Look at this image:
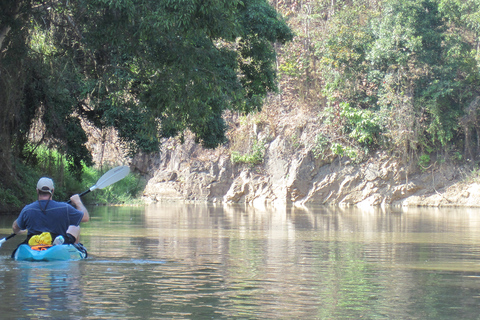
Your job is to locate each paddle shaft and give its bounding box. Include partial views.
[67,189,91,203]
[0,233,17,246]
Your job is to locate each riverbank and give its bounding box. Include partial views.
[110,90,475,208]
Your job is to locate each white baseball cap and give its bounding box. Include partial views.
[36,177,54,194]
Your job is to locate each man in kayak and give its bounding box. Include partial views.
[11,177,90,246]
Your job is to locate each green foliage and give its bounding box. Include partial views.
[279,50,305,78]
[290,133,301,150]
[317,4,375,108]
[76,0,293,149]
[317,0,480,156]
[231,138,266,166]
[0,162,39,212]
[466,165,480,184]
[368,0,444,67]
[0,188,23,208]
[312,133,330,159]
[80,166,145,205]
[330,143,358,160]
[418,154,431,171]
[7,144,142,208]
[0,0,293,184]
[340,103,381,148]
[453,151,463,162]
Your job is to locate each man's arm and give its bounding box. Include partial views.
[12,220,26,234]
[69,194,90,222]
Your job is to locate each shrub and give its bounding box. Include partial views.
[340,103,381,148]
[312,133,330,159]
[231,138,266,166]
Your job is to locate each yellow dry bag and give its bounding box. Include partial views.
[28,232,52,246]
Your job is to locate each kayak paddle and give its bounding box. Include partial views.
[68,165,131,202]
[0,165,131,248]
[0,233,17,247]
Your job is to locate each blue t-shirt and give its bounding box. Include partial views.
[16,200,84,237]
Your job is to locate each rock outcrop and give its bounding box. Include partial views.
[138,133,480,208]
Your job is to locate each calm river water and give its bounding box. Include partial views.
[1,204,480,319]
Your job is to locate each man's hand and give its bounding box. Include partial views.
[69,194,90,222]
[69,194,82,206]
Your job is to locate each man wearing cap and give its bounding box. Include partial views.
[11,177,90,245]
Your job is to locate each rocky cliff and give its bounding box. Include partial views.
[126,99,480,208]
[137,139,480,208]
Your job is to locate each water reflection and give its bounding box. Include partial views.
[138,204,480,319]
[1,204,480,319]
[4,260,85,320]
[141,204,480,269]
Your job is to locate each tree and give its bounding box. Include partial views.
[318,0,480,159]
[0,0,293,177]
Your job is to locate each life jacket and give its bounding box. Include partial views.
[30,245,53,251]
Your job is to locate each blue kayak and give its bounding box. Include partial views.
[13,244,87,261]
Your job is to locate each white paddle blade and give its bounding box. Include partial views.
[95,166,131,190]
[0,233,15,248]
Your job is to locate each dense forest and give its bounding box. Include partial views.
[0,0,293,207]
[2,0,480,209]
[279,0,480,167]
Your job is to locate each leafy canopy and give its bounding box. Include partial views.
[0,0,293,172]
[318,0,480,154]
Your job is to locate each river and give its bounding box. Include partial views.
[1,203,480,319]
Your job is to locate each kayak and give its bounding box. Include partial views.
[13,244,87,261]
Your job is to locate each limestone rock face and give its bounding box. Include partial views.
[138,133,480,208]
